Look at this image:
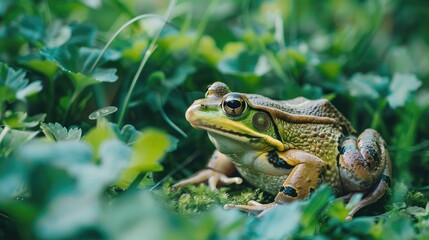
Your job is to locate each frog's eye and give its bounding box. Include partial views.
[222,94,247,117]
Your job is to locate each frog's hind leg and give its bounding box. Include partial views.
[345,158,391,220]
[338,129,391,220]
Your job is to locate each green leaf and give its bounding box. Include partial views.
[89,67,118,83]
[0,62,43,104]
[387,73,422,108]
[65,71,99,91]
[23,140,130,239]
[217,51,270,83]
[42,45,120,74]
[0,0,13,17]
[116,128,172,189]
[18,54,58,79]
[160,64,196,89]
[41,45,119,91]
[387,47,416,74]
[300,185,333,235]
[325,199,349,221]
[252,202,302,239]
[210,207,246,239]
[36,191,101,239]
[67,23,97,47]
[16,81,42,101]
[41,122,82,141]
[3,112,45,128]
[378,216,416,239]
[130,129,171,171]
[82,119,117,161]
[100,191,172,240]
[16,141,93,166]
[146,64,196,104]
[347,73,389,99]
[118,124,140,144]
[44,21,72,48]
[317,60,342,80]
[0,128,39,157]
[16,15,45,43]
[285,48,308,65]
[343,217,376,235]
[0,168,27,201]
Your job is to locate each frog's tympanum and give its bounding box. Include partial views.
[174,82,391,220]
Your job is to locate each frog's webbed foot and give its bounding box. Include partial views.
[224,201,278,217]
[172,169,243,191]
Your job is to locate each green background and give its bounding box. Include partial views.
[0,0,428,239]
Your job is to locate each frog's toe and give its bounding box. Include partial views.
[224,202,277,215]
[220,175,243,185]
[208,173,242,191]
[173,169,242,191]
[172,170,214,190]
[247,200,263,206]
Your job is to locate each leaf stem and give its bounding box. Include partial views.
[156,93,187,138]
[0,126,10,145]
[63,89,81,123]
[370,98,387,134]
[0,102,3,120]
[88,14,165,75]
[117,45,157,127]
[127,172,147,191]
[189,0,218,61]
[149,150,201,191]
[117,0,177,127]
[242,0,290,83]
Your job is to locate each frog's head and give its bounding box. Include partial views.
[186,82,285,154]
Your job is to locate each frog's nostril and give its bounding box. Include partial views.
[200,104,208,109]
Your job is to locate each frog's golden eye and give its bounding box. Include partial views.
[222,94,247,117]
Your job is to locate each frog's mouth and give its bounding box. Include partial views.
[192,121,260,140]
[186,104,285,151]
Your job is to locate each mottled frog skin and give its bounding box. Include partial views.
[174,82,392,220]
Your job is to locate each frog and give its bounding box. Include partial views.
[173,82,391,220]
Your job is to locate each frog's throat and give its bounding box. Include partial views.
[191,119,285,152]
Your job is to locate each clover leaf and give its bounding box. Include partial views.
[3,111,45,129]
[387,73,422,108]
[347,73,389,99]
[217,51,271,83]
[0,62,42,105]
[41,45,120,91]
[41,122,82,141]
[18,54,59,79]
[116,128,174,189]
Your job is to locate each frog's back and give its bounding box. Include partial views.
[246,94,355,135]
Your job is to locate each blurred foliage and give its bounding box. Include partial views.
[0,0,428,239]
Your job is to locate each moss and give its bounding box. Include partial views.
[153,180,268,216]
[406,191,428,208]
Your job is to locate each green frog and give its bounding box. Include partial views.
[173,82,391,220]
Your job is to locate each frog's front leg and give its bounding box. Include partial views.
[172,150,243,191]
[338,129,391,220]
[224,150,325,215]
